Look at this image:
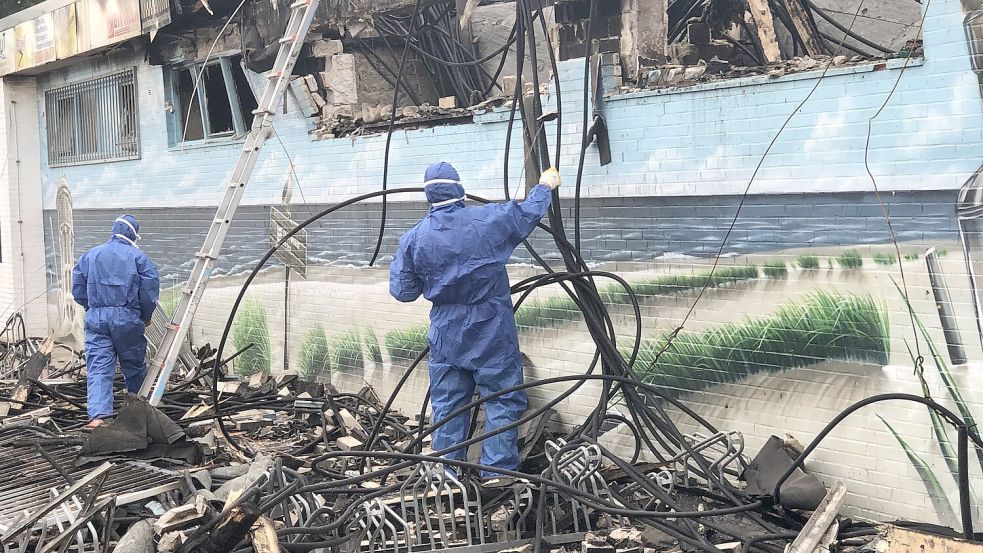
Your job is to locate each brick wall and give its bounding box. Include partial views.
[22,0,983,527]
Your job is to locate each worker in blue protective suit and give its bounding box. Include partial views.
[72,215,160,430]
[389,162,561,483]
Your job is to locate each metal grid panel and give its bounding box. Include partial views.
[0,441,181,533]
[45,69,140,167]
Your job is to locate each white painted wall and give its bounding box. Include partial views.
[0,77,48,337]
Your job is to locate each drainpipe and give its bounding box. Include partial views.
[925,248,967,365]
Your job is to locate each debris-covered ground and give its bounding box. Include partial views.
[2,328,974,553]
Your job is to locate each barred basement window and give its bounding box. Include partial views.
[45,69,139,167]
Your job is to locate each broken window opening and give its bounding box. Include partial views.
[203,64,234,137]
[176,69,204,141]
[167,54,258,145]
[231,61,259,130]
[45,69,140,167]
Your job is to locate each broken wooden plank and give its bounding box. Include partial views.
[10,337,54,406]
[198,503,261,553]
[0,407,52,429]
[337,435,363,451]
[744,0,782,63]
[885,525,983,553]
[787,481,847,553]
[251,516,281,553]
[458,0,479,29]
[784,0,826,56]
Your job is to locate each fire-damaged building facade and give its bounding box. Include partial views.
[0,0,980,533]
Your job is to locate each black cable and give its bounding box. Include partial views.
[368,0,426,268]
[351,37,424,105]
[573,0,598,253]
[808,1,894,54]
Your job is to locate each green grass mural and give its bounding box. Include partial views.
[364,327,383,366]
[331,330,365,374]
[157,287,181,318]
[231,299,272,377]
[873,253,897,266]
[886,281,983,525]
[384,265,761,363]
[762,261,787,278]
[299,326,331,382]
[630,291,889,395]
[385,325,429,364]
[837,250,863,269]
[797,255,820,269]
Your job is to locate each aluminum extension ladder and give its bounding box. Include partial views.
[138,0,321,404]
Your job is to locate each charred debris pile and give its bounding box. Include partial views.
[0,327,977,553]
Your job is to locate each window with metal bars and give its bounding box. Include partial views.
[44,69,140,167]
[165,54,258,145]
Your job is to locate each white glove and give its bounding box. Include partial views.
[539,167,561,190]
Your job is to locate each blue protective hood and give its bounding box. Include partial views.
[112,214,140,242]
[424,162,465,205]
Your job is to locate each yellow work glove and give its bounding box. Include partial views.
[539,167,561,190]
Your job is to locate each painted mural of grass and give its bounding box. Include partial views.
[514,266,760,329]
[873,253,897,266]
[384,266,761,362]
[879,415,958,526]
[385,325,429,364]
[837,250,863,269]
[595,265,759,308]
[299,327,331,382]
[762,261,787,278]
[515,295,582,329]
[797,255,820,269]
[904,253,920,262]
[331,330,365,374]
[631,291,890,395]
[893,279,983,474]
[158,287,181,318]
[364,328,383,366]
[889,279,981,526]
[231,299,272,377]
[903,339,962,484]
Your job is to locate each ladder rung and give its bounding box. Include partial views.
[289,0,309,9]
[266,71,284,79]
[252,108,274,116]
[278,36,296,45]
[195,251,216,260]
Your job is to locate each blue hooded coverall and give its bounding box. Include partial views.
[72,215,160,420]
[389,162,553,477]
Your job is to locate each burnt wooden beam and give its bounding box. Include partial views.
[745,0,782,63]
[784,0,826,56]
